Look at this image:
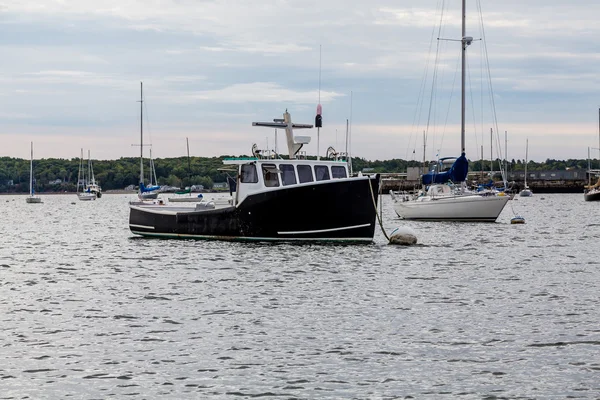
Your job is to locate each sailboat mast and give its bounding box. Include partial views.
[588,147,591,186]
[524,138,528,187]
[88,150,92,186]
[78,148,83,193]
[139,82,144,186]
[186,137,191,193]
[505,130,508,177]
[30,142,33,196]
[422,130,426,175]
[460,0,466,154]
[490,128,493,175]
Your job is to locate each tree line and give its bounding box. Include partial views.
[0,155,596,193]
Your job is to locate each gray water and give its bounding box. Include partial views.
[0,193,598,399]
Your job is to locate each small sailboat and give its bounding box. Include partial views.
[135,82,161,201]
[77,149,97,201]
[584,108,600,201]
[519,139,533,197]
[168,138,204,203]
[86,151,102,198]
[25,142,42,204]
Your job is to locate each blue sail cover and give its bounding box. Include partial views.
[140,182,160,193]
[422,153,469,185]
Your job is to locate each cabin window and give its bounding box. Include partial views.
[297,165,314,183]
[241,164,258,183]
[279,164,297,186]
[261,164,280,187]
[331,166,347,179]
[314,165,330,181]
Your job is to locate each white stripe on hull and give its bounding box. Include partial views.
[129,230,373,242]
[129,224,155,230]
[278,223,371,235]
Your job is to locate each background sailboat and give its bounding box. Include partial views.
[392,0,508,221]
[584,108,600,201]
[135,82,161,200]
[168,137,204,203]
[520,139,533,197]
[77,149,97,201]
[25,142,42,204]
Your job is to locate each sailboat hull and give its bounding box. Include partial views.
[78,193,97,201]
[129,176,379,242]
[394,194,509,222]
[519,189,532,197]
[26,197,42,204]
[139,191,159,200]
[167,196,204,203]
[584,188,600,201]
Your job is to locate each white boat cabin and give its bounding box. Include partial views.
[223,158,350,205]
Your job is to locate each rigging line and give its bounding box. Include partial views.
[318,44,321,104]
[479,2,485,159]
[405,0,445,161]
[424,0,447,161]
[478,0,501,161]
[466,51,480,155]
[432,0,453,158]
[439,46,461,158]
[143,88,154,153]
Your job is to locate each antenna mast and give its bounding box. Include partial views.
[139,82,144,185]
[316,45,323,160]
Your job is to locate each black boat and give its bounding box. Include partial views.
[584,187,600,201]
[129,111,380,242]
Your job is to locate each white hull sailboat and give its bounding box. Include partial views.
[519,138,533,197]
[396,187,510,222]
[584,108,600,201]
[26,142,42,204]
[134,82,161,202]
[168,138,205,203]
[393,0,508,221]
[77,149,97,201]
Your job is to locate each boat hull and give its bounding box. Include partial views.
[26,197,42,204]
[519,189,532,197]
[167,197,204,203]
[78,193,97,201]
[130,176,380,242]
[139,191,159,200]
[394,193,509,222]
[584,189,600,201]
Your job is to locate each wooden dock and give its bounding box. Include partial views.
[379,173,586,193]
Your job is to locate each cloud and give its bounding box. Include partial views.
[170,82,344,104]
[2,0,600,162]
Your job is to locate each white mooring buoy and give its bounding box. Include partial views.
[388,226,418,245]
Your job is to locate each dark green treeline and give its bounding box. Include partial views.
[0,155,594,193]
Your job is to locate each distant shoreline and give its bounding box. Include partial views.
[0,190,138,196]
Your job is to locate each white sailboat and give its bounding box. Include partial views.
[584,108,600,201]
[168,137,204,203]
[77,149,97,201]
[25,142,42,204]
[393,0,508,221]
[519,139,533,197]
[135,82,161,201]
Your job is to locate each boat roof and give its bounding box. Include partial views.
[222,157,348,166]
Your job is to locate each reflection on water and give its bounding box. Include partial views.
[0,193,599,398]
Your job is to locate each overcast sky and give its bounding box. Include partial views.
[2,0,600,162]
